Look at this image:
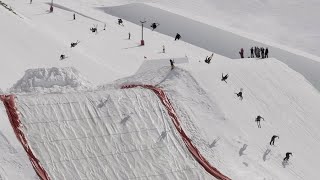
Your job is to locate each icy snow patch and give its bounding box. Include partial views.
[10,67,92,93]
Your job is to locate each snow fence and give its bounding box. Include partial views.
[1,85,230,180]
[0,95,50,180]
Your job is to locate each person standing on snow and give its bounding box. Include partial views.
[250,47,254,58]
[265,47,269,58]
[255,115,264,128]
[239,48,244,58]
[163,45,165,53]
[270,135,279,145]
[128,32,131,40]
[283,152,292,162]
[261,47,265,59]
[73,13,76,20]
[170,59,175,70]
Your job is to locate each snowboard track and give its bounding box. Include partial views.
[0,95,50,180]
[121,84,231,180]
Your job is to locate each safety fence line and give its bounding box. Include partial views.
[121,84,231,180]
[0,95,50,180]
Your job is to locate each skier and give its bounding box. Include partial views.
[204,56,209,63]
[239,48,244,58]
[265,48,269,58]
[235,89,243,100]
[269,135,279,145]
[170,59,175,70]
[162,45,165,53]
[60,54,66,60]
[174,33,181,41]
[73,13,75,20]
[250,47,254,58]
[90,25,98,33]
[118,19,123,26]
[255,115,265,128]
[221,73,229,83]
[206,53,214,63]
[151,23,159,31]
[283,152,292,162]
[70,40,80,48]
[128,32,131,40]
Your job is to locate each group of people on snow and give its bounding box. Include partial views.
[239,47,269,59]
[251,46,268,59]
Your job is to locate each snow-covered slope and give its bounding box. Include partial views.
[8,60,320,180]
[184,57,320,180]
[0,0,208,91]
[0,0,320,179]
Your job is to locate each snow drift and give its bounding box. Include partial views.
[10,67,92,93]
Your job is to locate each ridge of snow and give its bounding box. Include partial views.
[10,67,92,94]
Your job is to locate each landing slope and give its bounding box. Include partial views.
[9,73,225,179]
[186,57,320,180]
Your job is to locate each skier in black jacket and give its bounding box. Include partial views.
[283,152,292,162]
[270,135,279,145]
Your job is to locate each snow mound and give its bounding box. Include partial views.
[10,67,92,93]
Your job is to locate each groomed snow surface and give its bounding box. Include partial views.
[1,0,320,179]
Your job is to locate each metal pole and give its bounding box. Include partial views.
[142,23,144,40]
[140,20,146,46]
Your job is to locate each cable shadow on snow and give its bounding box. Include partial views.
[45,3,103,22]
[123,44,142,49]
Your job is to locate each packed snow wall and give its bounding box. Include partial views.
[1,88,217,180]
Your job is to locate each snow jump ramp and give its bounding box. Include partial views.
[0,76,230,179]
